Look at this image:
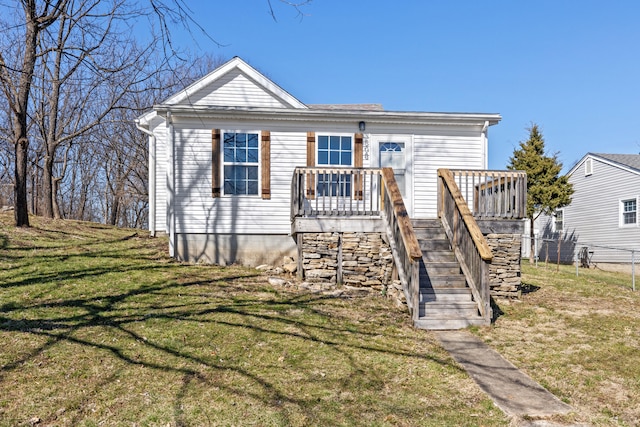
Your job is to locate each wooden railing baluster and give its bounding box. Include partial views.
[380,168,422,322]
[438,168,493,323]
[449,169,527,219]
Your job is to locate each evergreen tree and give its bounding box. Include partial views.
[508,124,574,262]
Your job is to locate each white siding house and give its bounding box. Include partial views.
[534,153,640,265]
[136,57,501,266]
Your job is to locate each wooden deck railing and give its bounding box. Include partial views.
[438,168,493,323]
[291,167,383,218]
[380,168,422,321]
[449,169,527,219]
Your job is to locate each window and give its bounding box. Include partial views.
[553,209,564,232]
[317,135,352,196]
[318,135,352,166]
[585,158,593,176]
[223,132,259,195]
[621,198,637,226]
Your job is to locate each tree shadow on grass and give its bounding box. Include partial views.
[1,269,466,425]
[0,218,471,425]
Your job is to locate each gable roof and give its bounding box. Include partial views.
[568,152,640,177]
[161,56,308,109]
[138,56,501,128]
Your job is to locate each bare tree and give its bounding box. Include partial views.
[30,0,169,219]
[0,0,68,226]
[0,0,311,227]
[0,100,14,208]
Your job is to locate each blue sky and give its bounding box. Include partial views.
[167,1,640,171]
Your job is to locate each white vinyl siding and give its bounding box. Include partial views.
[182,70,289,108]
[562,157,640,263]
[172,125,306,234]
[149,118,167,233]
[532,213,574,262]
[160,114,490,235]
[412,130,484,218]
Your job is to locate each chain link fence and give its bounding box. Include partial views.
[522,234,637,291]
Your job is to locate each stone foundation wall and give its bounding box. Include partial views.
[298,230,523,299]
[301,232,340,285]
[486,233,522,297]
[300,232,394,291]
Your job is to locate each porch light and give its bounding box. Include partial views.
[359,121,366,132]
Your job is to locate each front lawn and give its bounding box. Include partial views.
[476,262,640,426]
[0,214,505,426]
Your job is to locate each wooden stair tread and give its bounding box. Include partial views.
[412,218,489,330]
[414,317,489,330]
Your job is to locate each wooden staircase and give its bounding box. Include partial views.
[292,167,525,331]
[412,219,488,330]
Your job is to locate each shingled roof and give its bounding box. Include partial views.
[307,104,384,111]
[593,153,640,172]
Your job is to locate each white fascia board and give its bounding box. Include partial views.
[566,153,591,177]
[136,109,157,126]
[153,105,501,127]
[161,57,308,109]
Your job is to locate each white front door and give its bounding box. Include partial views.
[375,138,411,215]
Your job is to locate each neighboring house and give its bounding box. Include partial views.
[535,153,640,265]
[135,56,502,266]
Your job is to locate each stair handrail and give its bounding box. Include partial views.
[437,168,493,323]
[380,168,422,322]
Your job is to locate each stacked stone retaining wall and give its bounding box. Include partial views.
[486,233,522,297]
[299,229,523,300]
[301,232,394,292]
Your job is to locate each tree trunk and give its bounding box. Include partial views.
[108,192,120,226]
[42,154,55,218]
[14,138,30,227]
[528,217,535,264]
[8,7,40,227]
[52,177,62,219]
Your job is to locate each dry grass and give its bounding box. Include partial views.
[476,263,640,426]
[0,213,507,427]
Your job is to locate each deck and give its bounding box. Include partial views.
[291,167,527,329]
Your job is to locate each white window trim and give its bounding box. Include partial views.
[316,133,355,167]
[221,130,262,197]
[619,196,639,228]
[585,158,593,176]
[552,208,564,233]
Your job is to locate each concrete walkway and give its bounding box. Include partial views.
[435,330,573,419]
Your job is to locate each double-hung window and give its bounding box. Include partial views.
[317,135,352,196]
[553,209,564,232]
[621,198,638,226]
[223,132,259,195]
